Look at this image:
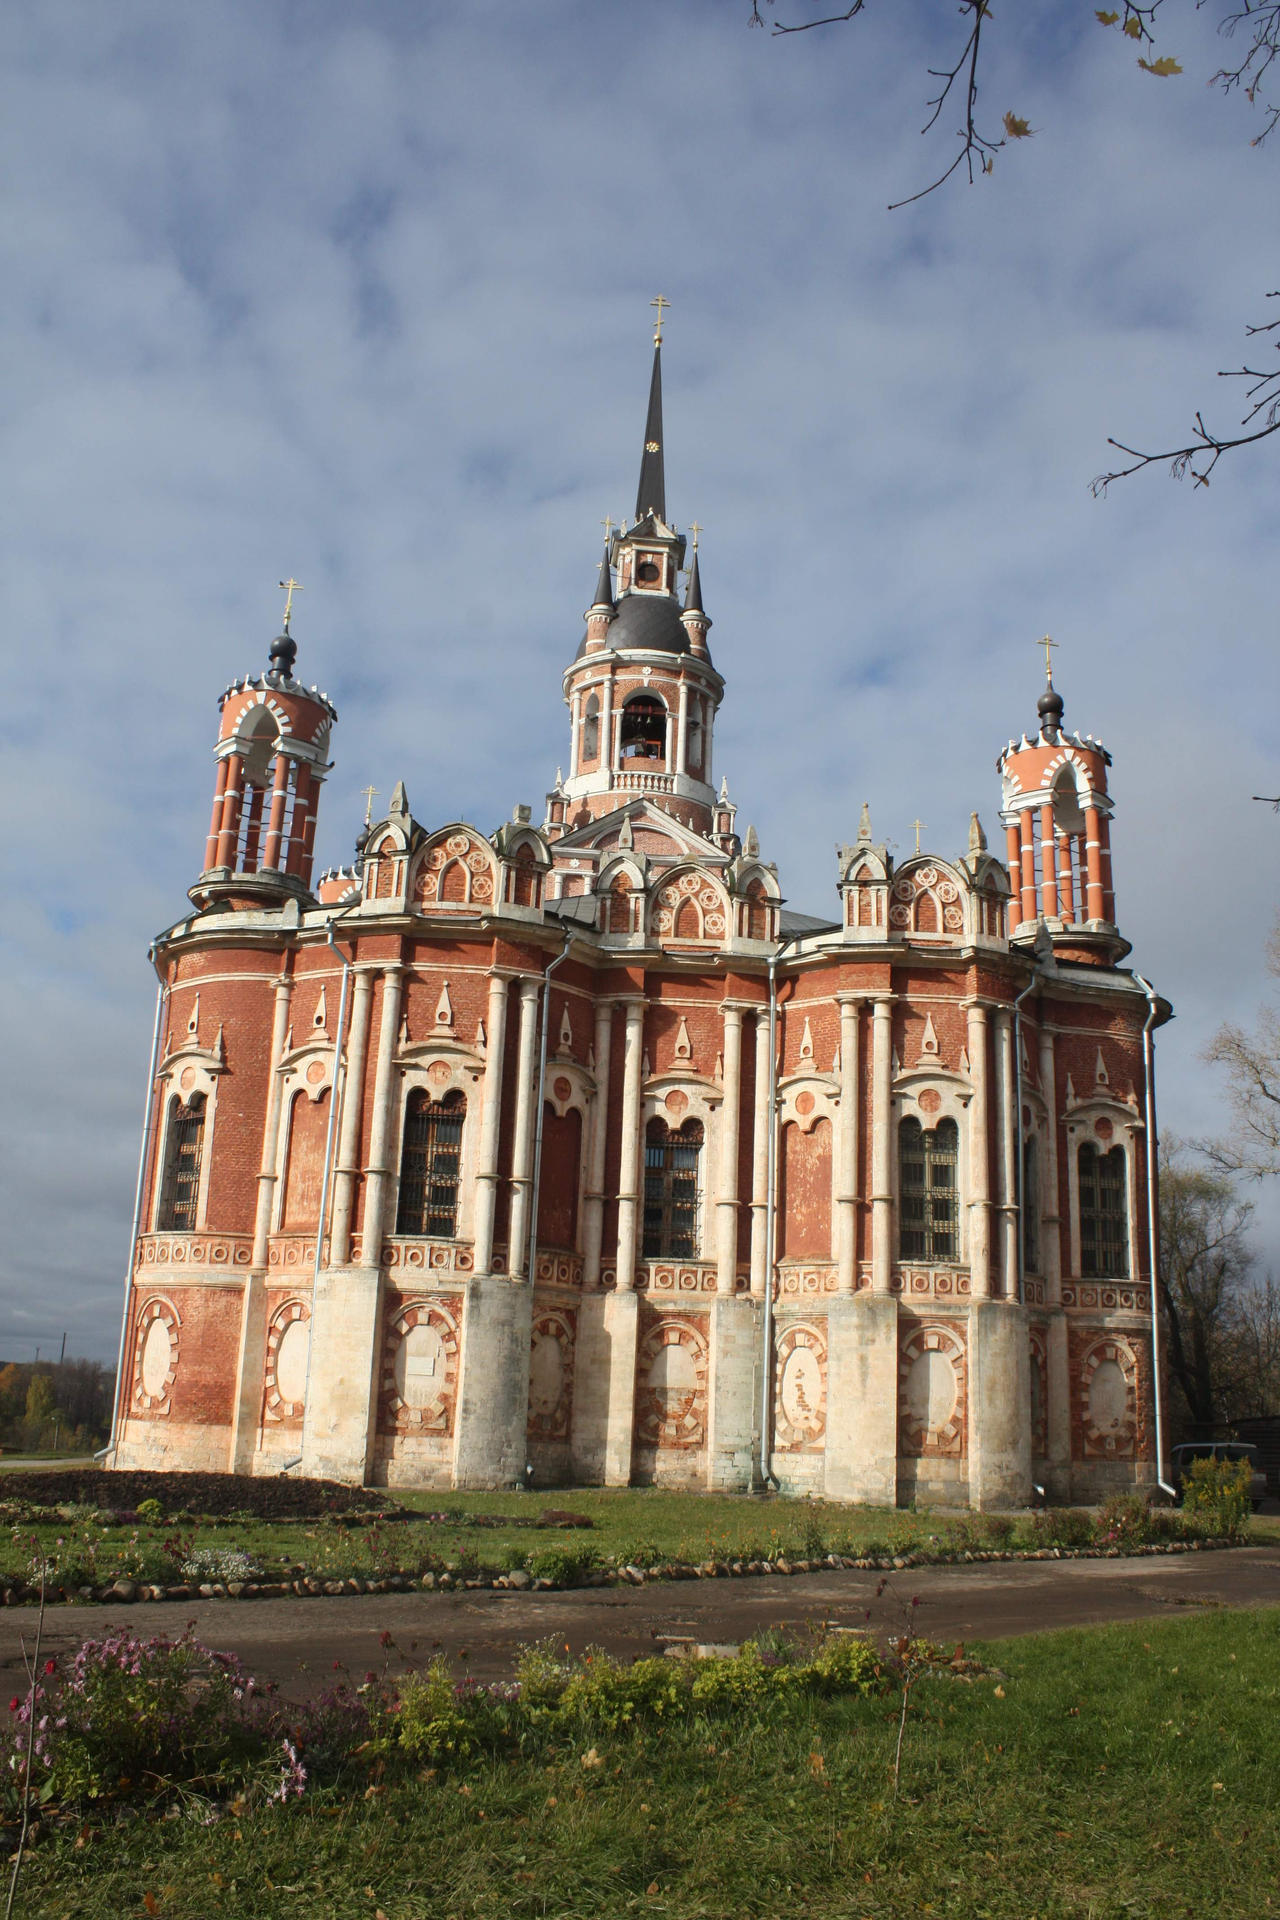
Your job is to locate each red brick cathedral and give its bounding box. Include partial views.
[113,329,1169,1507]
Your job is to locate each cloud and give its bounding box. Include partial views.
[2,0,1278,1357]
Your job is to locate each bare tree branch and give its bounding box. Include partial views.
[1091,292,1280,490]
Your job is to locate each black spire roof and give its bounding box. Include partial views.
[634,343,666,523]
[683,548,704,616]
[590,544,614,612]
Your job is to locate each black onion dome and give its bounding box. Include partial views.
[1038,682,1064,733]
[268,631,297,678]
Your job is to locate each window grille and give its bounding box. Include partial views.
[898,1115,959,1262]
[396,1090,466,1238]
[643,1117,704,1259]
[1078,1142,1128,1277]
[158,1095,206,1231]
[1022,1134,1039,1274]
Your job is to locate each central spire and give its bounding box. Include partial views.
[635,339,666,524]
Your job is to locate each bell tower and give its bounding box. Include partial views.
[997,642,1127,964]
[555,311,725,840]
[191,584,338,909]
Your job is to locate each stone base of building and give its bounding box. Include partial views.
[114,1267,1158,1509]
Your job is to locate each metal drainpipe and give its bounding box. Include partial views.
[757,943,797,1491]
[1135,973,1177,1499]
[1012,968,1039,1308]
[526,930,574,1287]
[283,908,358,1472]
[99,951,170,1463]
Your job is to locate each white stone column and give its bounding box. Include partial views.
[471,972,512,1277]
[676,678,689,776]
[330,966,376,1267]
[251,971,295,1269]
[600,674,614,777]
[749,1012,771,1295]
[506,978,542,1279]
[614,998,646,1292]
[966,1001,992,1300]
[716,1004,745,1295]
[870,994,895,1294]
[582,1000,614,1288]
[1038,1027,1062,1304]
[994,1006,1018,1299]
[836,994,861,1292]
[358,963,406,1267]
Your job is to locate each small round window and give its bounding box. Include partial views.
[636,560,661,584]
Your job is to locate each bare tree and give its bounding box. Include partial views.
[749,2,1280,485]
[1203,921,1280,1180]
[1159,1139,1257,1429]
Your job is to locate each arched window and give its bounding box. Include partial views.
[643,1117,704,1258]
[1021,1134,1039,1274]
[581,692,599,763]
[620,696,666,763]
[396,1090,466,1238]
[898,1116,959,1262]
[1078,1142,1127,1277]
[158,1095,206,1231]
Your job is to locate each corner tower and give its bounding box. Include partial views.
[553,316,725,840]
[192,590,337,909]
[997,646,1126,965]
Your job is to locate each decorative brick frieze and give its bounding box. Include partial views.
[136,1234,252,1271]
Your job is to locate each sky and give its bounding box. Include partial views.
[2,0,1278,1363]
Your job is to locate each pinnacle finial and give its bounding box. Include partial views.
[857,801,872,843]
[969,811,987,855]
[280,578,304,633]
[650,293,670,347]
[1036,634,1065,736]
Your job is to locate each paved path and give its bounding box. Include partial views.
[1,1547,1277,1697]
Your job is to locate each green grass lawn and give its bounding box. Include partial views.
[17,1607,1280,1919]
[0,1489,995,1592]
[0,1483,1262,1594]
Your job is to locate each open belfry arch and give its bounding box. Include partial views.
[112,314,1171,1508]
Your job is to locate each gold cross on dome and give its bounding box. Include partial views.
[912,819,926,856]
[279,578,304,631]
[650,294,670,345]
[361,784,379,825]
[1040,633,1059,682]
[689,520,702,550]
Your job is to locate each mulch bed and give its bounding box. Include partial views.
[0,1469,398,1520]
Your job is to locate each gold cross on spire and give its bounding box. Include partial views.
[360,784,379,825]
[689,520,702,550]
[911,819,926,856]
[650,294,670,346]
[279,578,304,632]
[1040,633,1059,682]
[601,515,615,541]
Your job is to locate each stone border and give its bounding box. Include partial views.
[0,1535,1243,1608]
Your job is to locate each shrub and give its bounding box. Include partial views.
[394,1660,475,1764]
[1095,1493,1155,1551]
[557,1655,683,1730]
[134,1497,165,1525]
[513,1639,574,1708]
[181,1546,260,1585]
[525,1540,599,1585]
[1181,1457,1252,1539]
[4,1627,289,1810]
[688,1643,773,1710]
[795,1635,882,1697]
[1029,1507,1096,1551]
